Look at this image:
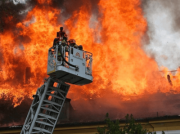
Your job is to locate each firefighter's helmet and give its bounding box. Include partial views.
[69,39,76,44]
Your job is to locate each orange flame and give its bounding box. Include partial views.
[65,0,171,100]
[0,0,180,106]
[0,2,61,106]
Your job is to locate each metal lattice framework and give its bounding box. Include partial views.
[20,77,70,134]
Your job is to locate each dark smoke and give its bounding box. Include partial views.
[68,91,180,122]
[1,91,180,126]
[0,0,100,32]
[62,0,100,16]
[0,93,31,126]
[0,1,29,32]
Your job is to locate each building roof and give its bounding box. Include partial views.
[1,115,180,134]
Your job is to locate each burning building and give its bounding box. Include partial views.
[0,0,180,133]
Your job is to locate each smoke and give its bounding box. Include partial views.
[1,0,180,127]
[0,0,99,30]
[0,93,31,126]
[1,91,180,126]
[141,0,180,70]
[0,0,34,32]
[68,91,180,122]
[156,0,180,32]
[62,0,99,16]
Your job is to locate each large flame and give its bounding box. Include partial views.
[0,1,61,106]
[65,0,171,99]
[0,0,179,106]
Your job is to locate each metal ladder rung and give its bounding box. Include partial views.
[35,120,54,127]
[41,106,59,114]
[51,78,61,84]
[38,113,56,120]
[43,100,62,107]
[46,93,64,100]
[49,87,66,94]
[33,127,51,133]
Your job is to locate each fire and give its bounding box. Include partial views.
[0,2,61,106]
[0,0,180,106]
[97,0,161,95]
[65,0,171,99]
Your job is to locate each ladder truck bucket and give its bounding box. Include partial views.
[47,44,93,85]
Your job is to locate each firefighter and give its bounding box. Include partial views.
[61,33,68,46]
[59,27,68,46]
[78,45,83,50]
[69,39,78,48]
[57,27,69,65]
[69,39,75,47]
[53,27,67,47]
[74,44,78,49]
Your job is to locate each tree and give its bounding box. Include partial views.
[97,113,165,134]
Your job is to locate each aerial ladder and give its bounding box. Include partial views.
[20,27,93,134]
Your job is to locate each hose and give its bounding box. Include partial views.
[59,45,79,71]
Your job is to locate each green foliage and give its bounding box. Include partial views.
[97,113,165,134]
[123,114,147,134]
[97,113,122,134]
